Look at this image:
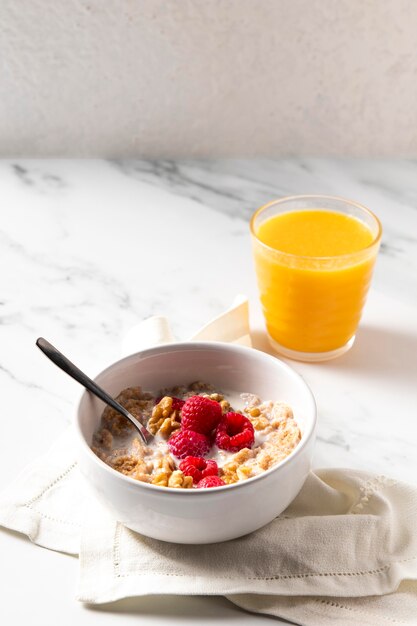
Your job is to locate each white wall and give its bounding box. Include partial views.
[1,0,417,157]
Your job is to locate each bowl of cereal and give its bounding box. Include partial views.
[76,342,316,544]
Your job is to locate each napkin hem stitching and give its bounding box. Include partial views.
[314,598,406,624]
[20,462,82,527]
[112,526,416,582]
[113,522,122,576]
[24,508,82,527]
[113,517,417,581]
[112,563,415,580]
[23,462,78,507]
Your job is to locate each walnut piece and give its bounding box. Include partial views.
[159,416,181,438]
[219,400,231,414]
[168,470,193,489]
[221,461,239,484]
[133,472,153,483]
[147,396,181,438]
[155,454,176,473]
[151,467,192,489]
[151,471,170,487]
[248,414,270,431]
[202,392,224,402]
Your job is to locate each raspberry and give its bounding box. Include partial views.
[181,396,222,434]
[197,476,226,488]
[215,412,255,452]
[155,396,185,411]
[179,456,218,483]
[168,429,210,459]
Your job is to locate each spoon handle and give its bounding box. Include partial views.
[36,337,152,444]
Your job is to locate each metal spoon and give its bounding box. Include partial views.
[36,337,153,445]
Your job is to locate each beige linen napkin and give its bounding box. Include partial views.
[1,297,417,625]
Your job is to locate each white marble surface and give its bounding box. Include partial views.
[0,159,416,625]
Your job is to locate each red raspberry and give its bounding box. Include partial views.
[168,429,210,459]
[197,476,226,488]
[215,412,255,452]
[155,396,185,411]
[181,396,222,434]
[179,456,219,483]
[172,398,185,411]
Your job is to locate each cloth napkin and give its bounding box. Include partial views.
[1,297,416,626]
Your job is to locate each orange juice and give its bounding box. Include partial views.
[251,198,381,360]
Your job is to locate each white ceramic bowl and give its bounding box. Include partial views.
[75,342,317,544]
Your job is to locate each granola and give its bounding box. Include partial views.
[91,382,301,489]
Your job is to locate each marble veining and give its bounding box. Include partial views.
[109,158,417,305]
[11,162,68,192]
[0,158,416,491]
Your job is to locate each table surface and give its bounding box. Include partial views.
[1,158,416,625]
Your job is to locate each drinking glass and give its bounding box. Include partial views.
[250,195,382,362]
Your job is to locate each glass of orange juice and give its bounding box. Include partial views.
[250,195,382,362]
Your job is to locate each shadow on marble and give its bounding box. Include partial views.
[331,324,417,385]
[251,324,416,387]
